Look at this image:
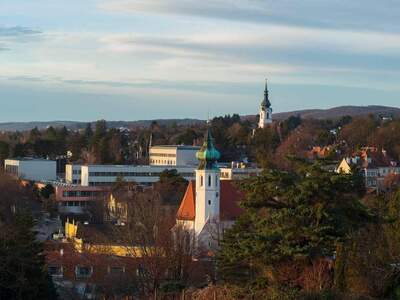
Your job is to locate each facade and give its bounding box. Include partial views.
[4,158,57,181]
[55,185,110,214]
[80,164,196,186]
[149,145,200,166]
[220,162,262,180]
[176,130,244,250]
[258,79,273,129]
[336,147,400,189]
[65,164,82,184]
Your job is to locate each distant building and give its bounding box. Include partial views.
[149,145,200,167]
[4,158,57,182]
[80,164,197,186]
[258,79,273,129]
[55,185,110,214]
[336,147,400,189]
[219,162,261,180]
[176,129,244,250]
[65,164,82,184]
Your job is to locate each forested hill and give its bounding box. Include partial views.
[1,105,399,131]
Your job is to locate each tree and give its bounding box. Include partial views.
[0,141,10,165]
[0,173,57,299]
[154,169,188,206]
[40,184,55,199]
[217,159,375,293]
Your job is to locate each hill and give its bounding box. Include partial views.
[1,105,399,132]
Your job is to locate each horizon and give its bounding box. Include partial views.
[0,104,399,124]
[1,1,400,121]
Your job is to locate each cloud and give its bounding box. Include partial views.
[99,0,400,32]
[0,26,42,50]
[0,26,41,37]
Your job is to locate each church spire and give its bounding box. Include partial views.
[261,78,271,109]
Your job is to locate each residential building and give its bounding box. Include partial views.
[149,145,200,166]
[176,129,244,250]
[4,158,57,181]
[258,79,273,128]
[336,147,400,189]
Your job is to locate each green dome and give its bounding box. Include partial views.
[196,129,221,170]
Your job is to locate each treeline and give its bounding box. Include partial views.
[1,114,400,168]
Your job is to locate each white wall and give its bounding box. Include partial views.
[5,159,56,182]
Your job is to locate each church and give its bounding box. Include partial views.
[258,79,273,128]
[176,129,243,250]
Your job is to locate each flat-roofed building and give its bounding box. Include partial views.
[55,185,110,214]
[149,145,200,167]
[4,158,57,182]
[80,164,197,186]
[219,162,262,180]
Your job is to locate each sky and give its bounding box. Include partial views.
[0,0,400,122]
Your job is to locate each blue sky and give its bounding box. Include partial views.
[0,0,399,122]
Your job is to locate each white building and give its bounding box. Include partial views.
[176,130,244,250]
[149,145,200,166]
[80,164,197,186]
[4,158,57,182]
[65,164,82,184]
[258,79,273,129]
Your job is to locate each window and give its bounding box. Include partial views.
[200,175,203,187]
[208,200,211,205]
[75,266,93,278]
[208,175,211,187]
[215,176,218,187]
[48,266,63,277]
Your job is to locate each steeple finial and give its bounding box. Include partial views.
[196,128,220,170]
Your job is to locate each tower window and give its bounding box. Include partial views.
[208,200,211,205]
[200,175,203,186]
[208,175,211,187]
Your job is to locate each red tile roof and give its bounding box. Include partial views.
[176,180,244,221]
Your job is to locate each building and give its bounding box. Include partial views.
[4,158,57,181]
[176,129,244,250]
[55,185,110,214]
[80,164,197,186]
[336,147,400,189]
[219,162,262,180]
[65,164,82,184]
[149,145,200,166]
[258,79,273,129]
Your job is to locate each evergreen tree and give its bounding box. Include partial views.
[218,159,375,290]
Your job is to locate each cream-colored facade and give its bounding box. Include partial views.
[149,145,200,167]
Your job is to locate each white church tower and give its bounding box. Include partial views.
[258,79,273,128]
[194,129,221,237]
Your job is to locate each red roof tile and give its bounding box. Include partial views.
[176,180,244,221]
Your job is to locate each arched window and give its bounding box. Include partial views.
[208,200,211,205]
[200,175,203,187]
[208,175,211,187]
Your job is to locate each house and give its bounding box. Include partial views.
[176,129,244,250]
[336,147,400,189]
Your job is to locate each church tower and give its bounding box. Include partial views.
[194,129,221,236]
[258,79,272,128]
